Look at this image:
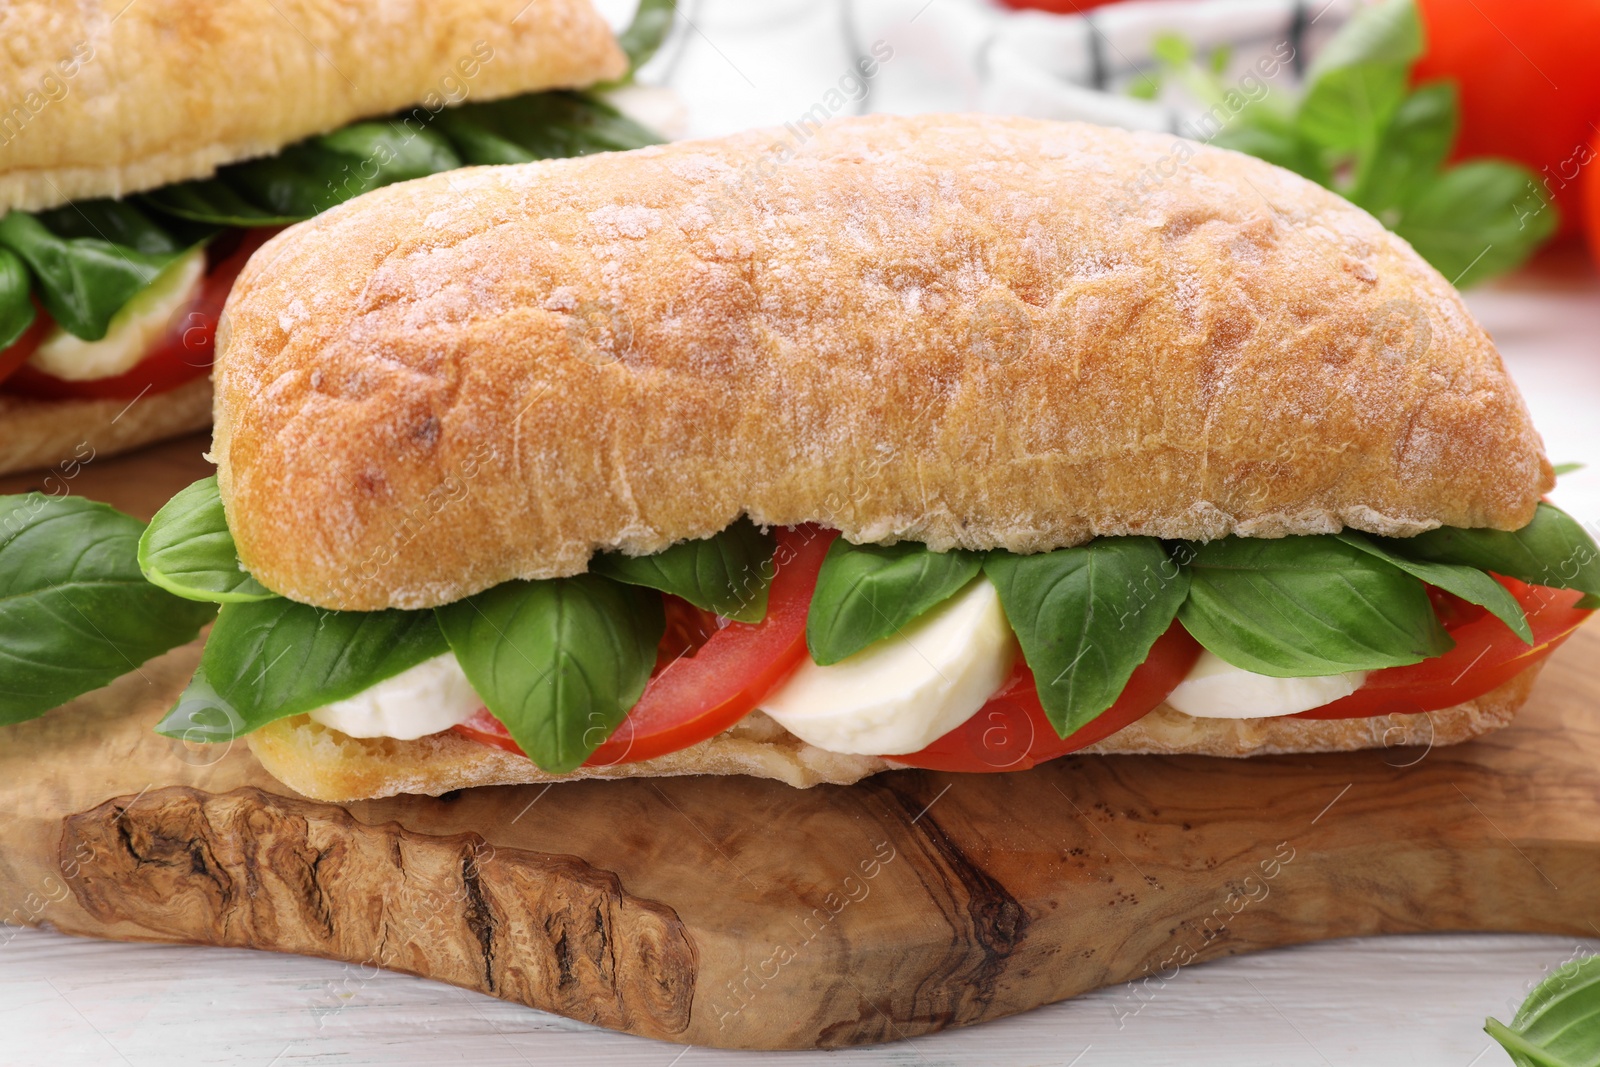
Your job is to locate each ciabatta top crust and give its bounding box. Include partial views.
[215,114,1551,611]
[0,0,625,212]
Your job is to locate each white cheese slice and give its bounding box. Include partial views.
[308,654,482,740]
[1166,649,1367,719]
[758,577,1017,755]
[28,246,206,381]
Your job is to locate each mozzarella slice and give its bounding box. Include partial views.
[308,654,482,740]
[758,578,1017,755]
[28,246,206,381]
[1166,649,1367,719]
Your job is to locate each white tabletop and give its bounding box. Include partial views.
[7,2,1600,1064]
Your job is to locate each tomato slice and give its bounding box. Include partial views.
[452,525,837,766]
[0,306,52,390]
[889,622,1203,773]
[3,227,279,402]
[1295,577,1592,719]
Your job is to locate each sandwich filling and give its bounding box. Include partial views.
[145,477,1599,774]
[0,91,660,404]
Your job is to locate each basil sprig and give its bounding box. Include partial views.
[985,538,1187,737]
[0,495,216,726]
[805,541,982,665]
[592,519,774,623]
[1177,535,1453,676]
[156,600,449,741]
[1139,0,1556,286]
[138,476,276,603]
[436,575,663,773]
[0,247,36,350]
[1486,953,1600,1066]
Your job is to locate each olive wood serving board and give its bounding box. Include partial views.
[2,435,1598,1050]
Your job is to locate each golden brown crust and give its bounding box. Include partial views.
[215,114,1551,611]
[0,378,211,476]
[0,0,625,212]
[246,666,1540,802]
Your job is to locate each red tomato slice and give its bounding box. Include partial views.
[3,227,279,402]
[1296,577,1591,719]
[888,622,1203,773]
[0,306,52,389]
[452,525,838,766]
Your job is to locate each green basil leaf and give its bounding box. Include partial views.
[140,180,308,228]
[1337,530,1532,644]
[138,476,276,604]
[0,247,36,350]
[1177,535,1452,677]
[984,538,1187,738]
[1212,118,1329,186]
[616,0,676,77]
[806,541,983,665]
[1551,462,1585,477]
[31,199,186,255]
[0,495,216,726]
[436,575,663,773]
[433,91,661,165]
[592,519,774,623]
[0,211,181,341]
[1351,82,1457,217]
[1296,0,1420,153]
[156,600,447,740]
[1378,503,1600,599]
[1486,953,1600,1066]
[1395,160,1557,287]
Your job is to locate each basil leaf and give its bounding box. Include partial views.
[592,519,773,623]
[0,495,216,726]
[1295,0,1419,153]
[433,91,661,165]
[1486,953,1600,1066]
[140,181,307,228]
[0,247,36,350]
[156,600,447,740]
[1336,531,1533,643]
[1177,535,1452,677]
[806,541,982,665]
[32,199,185,255]
[1396,160,1557,288]
[1352,81,1457,217]
[1379,503,1600,599]
[139,476,276,603]
[1552,462,1585,477]
[984,539,1186,737]
[616,0,676,77]
[0,211,180,341]
[436,575,663,773]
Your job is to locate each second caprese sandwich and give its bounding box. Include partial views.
[0,0,668,475]
[145,114,1598,801]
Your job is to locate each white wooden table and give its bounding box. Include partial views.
[6,2,1599,1063]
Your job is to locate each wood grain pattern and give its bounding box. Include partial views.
[1,438,1597,1050]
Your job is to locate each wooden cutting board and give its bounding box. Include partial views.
[2,436,1598,1051]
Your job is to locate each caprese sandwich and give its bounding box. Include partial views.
[144,114,1596,801]
[0,0,665,476]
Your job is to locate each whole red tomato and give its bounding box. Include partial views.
[1413,0,1600,236]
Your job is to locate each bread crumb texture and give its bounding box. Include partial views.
[215,115,1551,610]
